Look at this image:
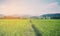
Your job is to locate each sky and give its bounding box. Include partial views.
[0,0,60,16]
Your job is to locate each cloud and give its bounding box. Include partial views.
[34,2,60,15]
[0,0,60,16]
[45,2,60,14]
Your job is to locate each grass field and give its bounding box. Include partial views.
[0,19,35,36]
[32,19,60,36]
[0,19,60,36]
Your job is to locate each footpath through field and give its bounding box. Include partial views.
[29,19,42,36]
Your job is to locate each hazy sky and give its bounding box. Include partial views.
[0,0,60,16]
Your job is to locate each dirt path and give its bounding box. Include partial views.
[29,20,42,36]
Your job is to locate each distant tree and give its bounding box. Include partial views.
[40,13,60,19]
[0,14,4,19]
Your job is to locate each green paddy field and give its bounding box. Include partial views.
[32,19,60,36]
[0,19,60,36]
